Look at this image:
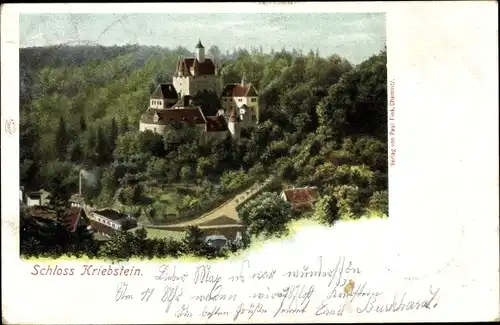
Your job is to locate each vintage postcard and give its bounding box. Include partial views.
[1,2,498,324]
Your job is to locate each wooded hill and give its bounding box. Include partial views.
[20,44,388,227]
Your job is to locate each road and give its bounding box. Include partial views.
[163,177,273,229]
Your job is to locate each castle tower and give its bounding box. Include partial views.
[195,39,205,63]
[241,73,247,86]
[227,108,241,139]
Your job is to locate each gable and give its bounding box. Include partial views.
[151,84,178,100]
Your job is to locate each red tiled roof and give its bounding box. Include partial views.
[93,209,126,221]
[221,83,259,97]
[27,207,56,219]
[61,207,86,232]
[205,115,228,132]
[89,220,116,236]
[140,108,206,125]
[282,187,320,204]
[177,58,216,76]
[27,206,85,233]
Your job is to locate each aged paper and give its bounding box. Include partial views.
[1,2,499,324]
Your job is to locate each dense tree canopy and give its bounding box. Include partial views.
[237,192,294,237]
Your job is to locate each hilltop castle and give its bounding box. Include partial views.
[139,39,260,140]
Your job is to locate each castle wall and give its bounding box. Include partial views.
[174,75,220,97]
[173,76,191,97]
[191,75,220,95]
[202,130,230,142]
[139,122,167,134]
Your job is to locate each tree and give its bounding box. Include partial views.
[39,160,76,207]
[314,195,340,225]
[192,90,221,116]
[119,183,143,205]
[182,226,206,256]
[196,156,213,178]
[140,131,166,157]
[146,157,169,181]
[134,227,148,241]
[220,170,251,194]
[95,126,112,165]
[114,131,142,161]
[110,117,118,152]
[100,166,118,202]
[368,190,388,216]
[179,165,194,182]
[208,45,222,65]
[55,117,68,158]
[119,116,129,134]
[237,192,293,237]
[332,185,364,219]
[98,231,134,260]
[79,115,87,131]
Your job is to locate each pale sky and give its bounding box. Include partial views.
[20,13,386,64]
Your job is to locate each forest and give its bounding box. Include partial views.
[20,43,388,260]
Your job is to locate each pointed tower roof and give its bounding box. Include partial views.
[195,39,205,49]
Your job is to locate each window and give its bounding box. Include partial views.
[238,98,243,102]
[251,98,257,102]
[252,115,257,122]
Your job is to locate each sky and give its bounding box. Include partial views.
[20,13,386,64]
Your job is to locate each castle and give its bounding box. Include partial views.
[139,39,260,140]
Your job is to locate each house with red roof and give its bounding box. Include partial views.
[220,74,260,126]
[280,186,320,211]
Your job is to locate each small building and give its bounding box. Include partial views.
[280,186,320,211]
[90,209,137,236]
[89,220,117,239]
[149,83,179,109]
[24,189,51,207]
[69,194,85,208]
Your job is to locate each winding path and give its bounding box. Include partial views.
[159,177,274,229]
